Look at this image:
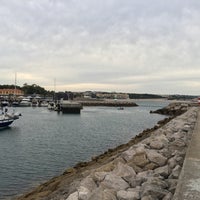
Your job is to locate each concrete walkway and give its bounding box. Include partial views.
[173,107,200,200]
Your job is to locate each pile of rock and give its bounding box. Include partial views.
[66,107,197,200]
[150,102,191,116]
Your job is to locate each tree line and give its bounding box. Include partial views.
[0,84,54,96]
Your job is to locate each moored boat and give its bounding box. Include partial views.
[0,118,14,128]
[19,98,31,107]
[0,108,21,129]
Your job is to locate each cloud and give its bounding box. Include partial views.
[0,0,200,94]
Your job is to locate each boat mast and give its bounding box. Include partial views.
[54,78,56,101]
[14,72,17,98]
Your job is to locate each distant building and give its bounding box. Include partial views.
[0,88,24,96]
[96,92,129,99]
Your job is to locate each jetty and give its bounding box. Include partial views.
[78,99,138,107]
[14,102,200,200]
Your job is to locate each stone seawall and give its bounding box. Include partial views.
[15,103,198,200]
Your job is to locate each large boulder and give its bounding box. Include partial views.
[101,174,130,190]
[113,162,136,181]
[117,187,140,200]
[88,187,117,200]
[146,150,167,167]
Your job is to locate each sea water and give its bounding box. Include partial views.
[0,100,168,199]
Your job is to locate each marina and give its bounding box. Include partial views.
[0,100,168,199]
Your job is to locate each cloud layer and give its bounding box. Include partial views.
[0,0,200,95]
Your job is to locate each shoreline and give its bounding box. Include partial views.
[14,102,197,200]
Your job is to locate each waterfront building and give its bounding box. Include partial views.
[0,88,24,96]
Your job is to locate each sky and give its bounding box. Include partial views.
[0,0,200,95]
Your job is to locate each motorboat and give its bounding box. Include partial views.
[19,98,31,107]
[39,101,48,107]
[47,102,56,110]
[0,117,14,128]
[31,98,38,107]
[0,109,21,128]
[1,101,9,107]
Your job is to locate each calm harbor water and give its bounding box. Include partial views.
[0,100,168,199]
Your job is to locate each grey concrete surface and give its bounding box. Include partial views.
[173,108,200,200]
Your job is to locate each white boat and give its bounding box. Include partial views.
[19,98,31,107]
[0,109,21,128]
[39,101,48,107]
[0,116,14,128]
[47,102,56,110]
[1,101,9,107]
[31,99,38,107]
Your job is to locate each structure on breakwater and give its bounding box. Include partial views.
[15,102,198,200]
[60,100,83,114]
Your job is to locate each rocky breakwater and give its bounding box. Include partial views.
[78,100,138,107]
[16,103,198,200]
[150,102,190,116]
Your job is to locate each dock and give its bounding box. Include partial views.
[59,100,83,114]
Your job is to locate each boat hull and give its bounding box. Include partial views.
[0,119,14,128]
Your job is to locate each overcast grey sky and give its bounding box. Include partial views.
[0,0,200,95]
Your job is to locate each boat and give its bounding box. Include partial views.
[47,102,56,110]
[0,117,14,128]
[19,98,31,107]
[1,101,9,107]
[39,101,48,107]
[31,98,38,107]
[0,109,21,128]
[12,101,20,107]
[118,107,124,110]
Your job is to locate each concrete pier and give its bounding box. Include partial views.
[173,107,200,200]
